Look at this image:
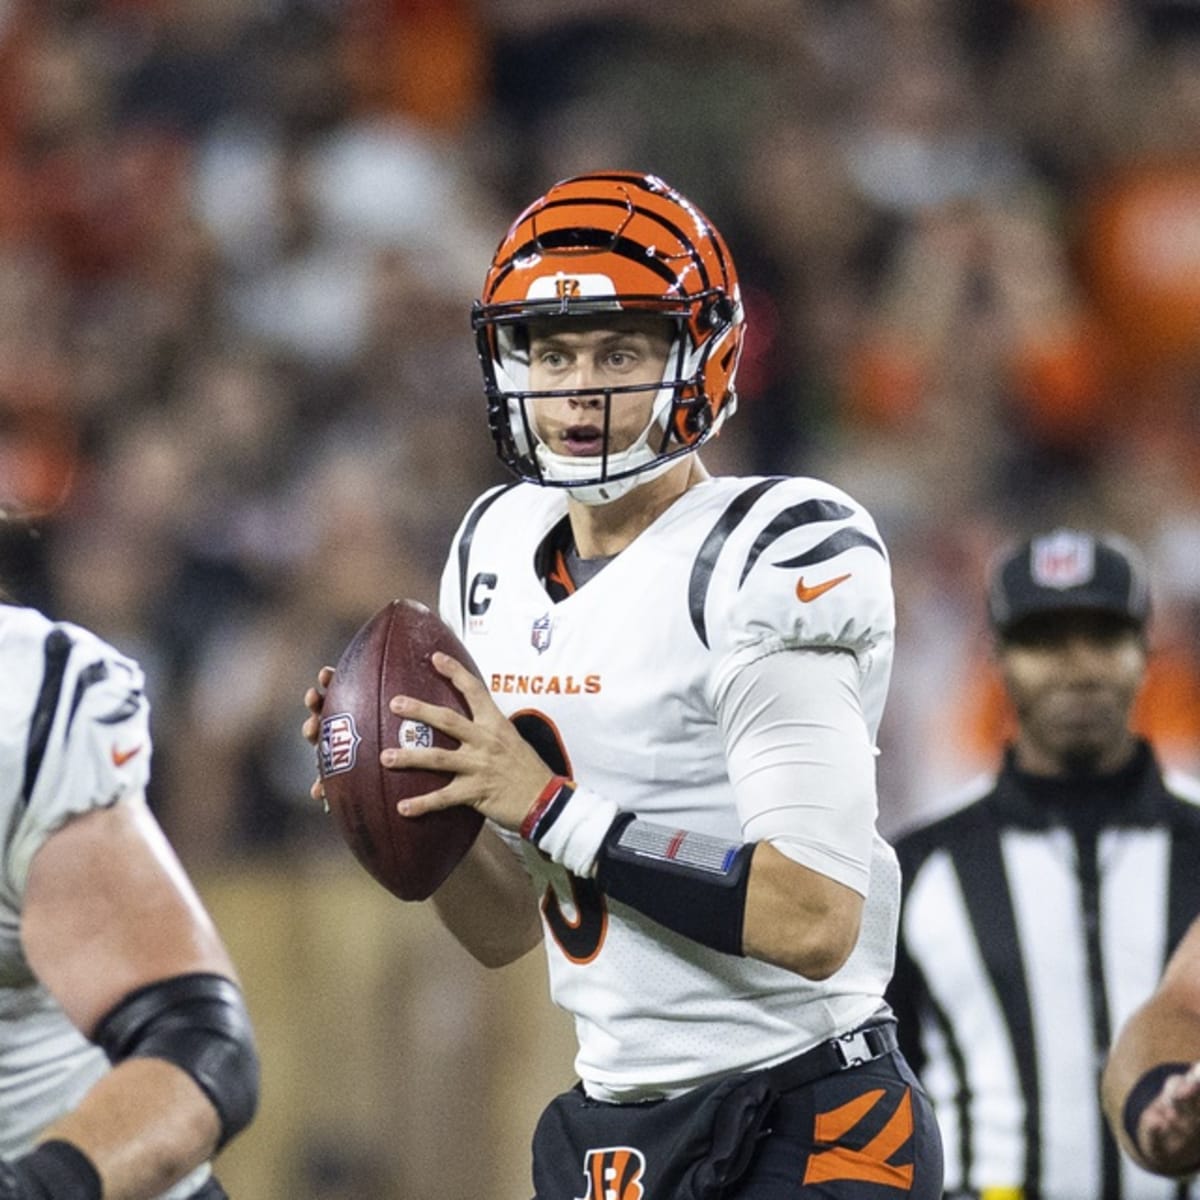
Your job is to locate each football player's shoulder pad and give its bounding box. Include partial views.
[698,475,893,668]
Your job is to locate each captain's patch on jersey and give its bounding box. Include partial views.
[319,713,361,776]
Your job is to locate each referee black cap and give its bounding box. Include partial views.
[988,529,1151,637]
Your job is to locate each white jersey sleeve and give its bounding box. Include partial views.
[1,609,153,906]
[718,647,878,894]
[698,480,892,897]
[704,478,894,719]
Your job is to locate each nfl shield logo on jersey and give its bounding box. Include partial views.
[1032,530,1095,589]
[531,613,553,655]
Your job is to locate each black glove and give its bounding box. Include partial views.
[0,1142,101,1199]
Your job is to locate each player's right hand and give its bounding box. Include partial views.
[302,666,336,803]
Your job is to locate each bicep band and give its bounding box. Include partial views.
[93,972,260,1150]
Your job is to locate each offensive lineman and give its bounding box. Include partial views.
[0,601,258,1198]
[304,172,943,1196]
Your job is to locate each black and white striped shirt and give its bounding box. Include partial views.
[888,742,1200,1200]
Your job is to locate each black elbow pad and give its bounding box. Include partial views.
[94,973,260,1149]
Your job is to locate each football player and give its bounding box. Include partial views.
[0,602,259,1199]
[305,172,943,1197]
[1104,914,1200,1178]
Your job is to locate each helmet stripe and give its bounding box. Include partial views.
[531,197,718,291]
[492,230,686,292]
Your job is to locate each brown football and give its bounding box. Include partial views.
[318,599,484,900]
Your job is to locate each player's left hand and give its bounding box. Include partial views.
[1139,1061,1200,1176]
[381,652,555,832]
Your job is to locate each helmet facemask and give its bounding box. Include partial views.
[475,295,739,505]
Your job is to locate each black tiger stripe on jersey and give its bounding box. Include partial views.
[456,483,517,626]
[771,527,885,572]
[688,478,785,648]
[737,499,857,588]
[22,627,73,809]
[66,659,108,733]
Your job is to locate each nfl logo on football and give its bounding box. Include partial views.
[531,613,552,655]
[320,713,360,776]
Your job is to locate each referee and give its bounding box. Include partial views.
[887,529,1200,1200]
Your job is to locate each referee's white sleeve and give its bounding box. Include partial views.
[717,647,877,896]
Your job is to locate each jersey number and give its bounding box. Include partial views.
[511,710,608,964]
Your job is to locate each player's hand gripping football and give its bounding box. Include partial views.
[1137,1061,1200,1176]
[382,652,556,832]
[302,666,336,804]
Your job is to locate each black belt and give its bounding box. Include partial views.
[761,1019,898,1094]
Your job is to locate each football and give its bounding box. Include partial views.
[317,599,484,901]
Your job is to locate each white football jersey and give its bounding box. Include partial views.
[0,606,209,1197]
[439,474,901,1101]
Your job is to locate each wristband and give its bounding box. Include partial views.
[5,1140,102,1200]
[520,776,619,877]
[1124,1061,1191,1152]
[595,814,753,955]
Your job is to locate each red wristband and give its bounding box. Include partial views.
[521,775,572,842]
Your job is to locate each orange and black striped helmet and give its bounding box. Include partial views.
[472,172,745,500]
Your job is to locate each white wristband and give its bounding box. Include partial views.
[520,777,620,877]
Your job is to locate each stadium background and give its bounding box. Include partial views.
[1,1,1199,1194]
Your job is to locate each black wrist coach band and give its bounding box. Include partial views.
[1123,1061,1191,1151]
[595,813,754,955]
[10,1140,102,1200]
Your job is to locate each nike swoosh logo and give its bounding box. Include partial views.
[111,744,144,767]
[796,573,851,603]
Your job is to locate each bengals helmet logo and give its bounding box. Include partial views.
[555,274,582,299]
[575,1146,645,1200]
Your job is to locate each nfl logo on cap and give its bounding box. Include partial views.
[1031,530,1095,590]
[988,527,1151,635]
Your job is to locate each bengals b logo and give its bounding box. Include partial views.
[575,1146,645,1200]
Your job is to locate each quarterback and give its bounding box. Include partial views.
[0,603,258,1198]
[306,172,942,1196]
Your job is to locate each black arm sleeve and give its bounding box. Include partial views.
[594,813,754,955]
[93,972,259,1150]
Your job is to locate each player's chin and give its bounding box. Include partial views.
[1047,729,1119,772]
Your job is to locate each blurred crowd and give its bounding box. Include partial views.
[3,0,1200,859]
